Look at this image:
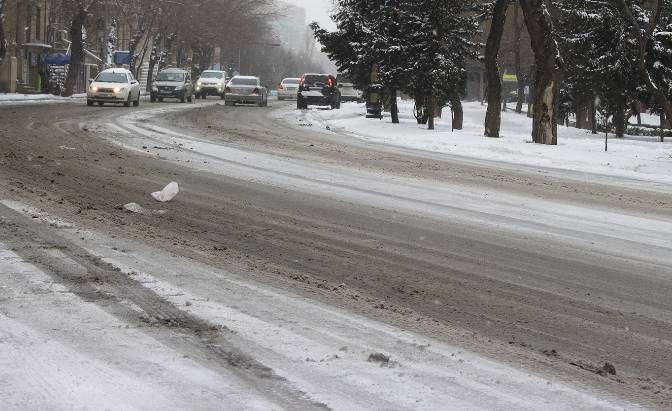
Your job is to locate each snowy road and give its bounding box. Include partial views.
[1,99,671,409]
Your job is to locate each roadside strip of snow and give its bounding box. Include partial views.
[0,201,639,410]
[281,101,672,186]
[0,93,86,106]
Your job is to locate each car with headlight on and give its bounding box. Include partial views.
[87,68,141,107]
[224,76,268,107]
[150,68,194,103]
[195,70,227,99]
[277,77,300,100]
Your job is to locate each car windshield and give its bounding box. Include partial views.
[282,79,300,85]
[303,75,329,85]
[230,77,258,86]
[157,72,185,82]
[200,72,224,79]
[95,73,128,83]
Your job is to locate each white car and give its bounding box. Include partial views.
[195,70,227,99]
[277,77,300,100]
[224,76,268,107]
[87,68,141,107]
[337,74,363,103]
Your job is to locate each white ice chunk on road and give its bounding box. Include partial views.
[151,181,180,202]
[123,202,167,215]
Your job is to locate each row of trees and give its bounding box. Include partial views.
[47,0,324,95]
[313,0,672,144]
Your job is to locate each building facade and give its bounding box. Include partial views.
[1,0,52,93]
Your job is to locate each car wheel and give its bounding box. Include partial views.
[221,93,225,100]
[150,95,156,102]
[98,102,104,106]
[278,97,284,101]
[187,94,193,103]
[87,100,93,106]
[124,94,131,107]
[158,97,163,103]
[133,95,140,107]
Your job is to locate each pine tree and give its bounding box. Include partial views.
[556,0,640,138]
[313,0,480,130]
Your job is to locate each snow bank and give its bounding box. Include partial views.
[0,93,86,105]
[286,101,672,185]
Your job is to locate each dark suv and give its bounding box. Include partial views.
[150,68,194,103]
[297,73,341,110]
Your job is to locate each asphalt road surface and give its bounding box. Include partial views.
[1,98,671,409]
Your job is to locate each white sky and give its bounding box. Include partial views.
[282,0,336,30]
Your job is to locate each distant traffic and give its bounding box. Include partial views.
[87,67,363,111]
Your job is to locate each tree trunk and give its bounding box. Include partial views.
[484,0,508,137]
[146,35,160,92]
[428,93,435,130]
[520,0,561,145]
[64,5,87,97]
[526,66,535,117]
[451,92,463,130]
[0,0,7,63]
[414,93,428,124]
[589,98,597,134]
[575,102,584,129]
[661,112,667,143]
[390,88,399,124]
[513,6,525,113]
[159,34,176,71]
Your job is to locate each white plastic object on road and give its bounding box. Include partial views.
[151,182,180,202]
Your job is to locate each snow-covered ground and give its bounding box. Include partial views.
[282,101,672,185]
[0,93,86,105]
[0,200,638,410]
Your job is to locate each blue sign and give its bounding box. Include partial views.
[114,51,131,65]
[45,53,70,65]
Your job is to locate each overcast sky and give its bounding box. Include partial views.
[282,0,336,30]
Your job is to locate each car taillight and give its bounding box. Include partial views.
[278,84,284,90]
[225,86,231,93]
[252,88,259,95]
[328,78,334,88]
[299,76,305,88]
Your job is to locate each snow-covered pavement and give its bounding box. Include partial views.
[286,101,672,185]
[1,99,670,409]
[0,201,637,410]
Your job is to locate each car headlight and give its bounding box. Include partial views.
[175,85,184,91]
[113,87,123,93]
[197,81,202,86]
[90,86,98,92]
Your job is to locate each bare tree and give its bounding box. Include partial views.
[64,0,91,97]
[484,0,509,137]
[519,0,562,145]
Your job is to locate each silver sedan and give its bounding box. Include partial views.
[224,76,268,107]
